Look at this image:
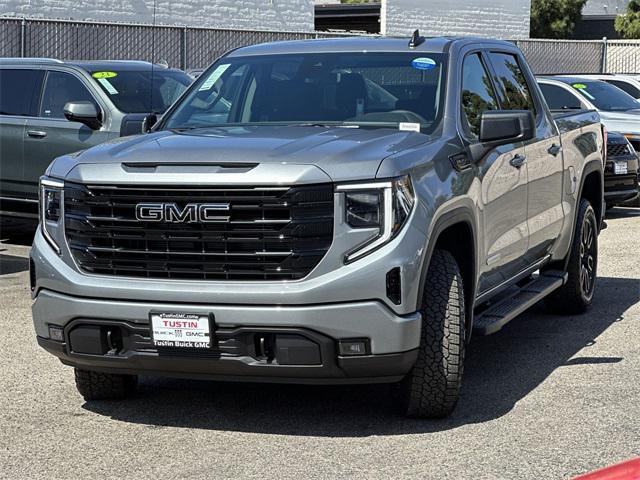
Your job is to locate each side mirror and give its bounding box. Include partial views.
[63,101,102,130]
[469,110,535,163]
[142,113,158,133]
[479,110,535,144]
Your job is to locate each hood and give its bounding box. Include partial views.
[598,110,640,135]
[50,125,432,183]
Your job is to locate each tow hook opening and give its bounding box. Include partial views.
[105,327,123,355]
[254,333,276,362]
[68,325,125,356]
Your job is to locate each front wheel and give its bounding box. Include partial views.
[74,368,137,401]
[546,198,598,314]
[396,249,466,418]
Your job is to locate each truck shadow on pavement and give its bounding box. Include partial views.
[84,274,639,435]
[0,252,29,275]
[0,218,37,247]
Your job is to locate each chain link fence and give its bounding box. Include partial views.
[1,17,639,74]
[514,39,605,74]
[606,40,640,74]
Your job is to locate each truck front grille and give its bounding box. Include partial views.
[606,142,635,159]
[64,183,334,281]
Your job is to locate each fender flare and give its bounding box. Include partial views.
[562,159,604,271]
[415,206,479,339]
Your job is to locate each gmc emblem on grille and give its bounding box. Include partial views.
[135,203,231,223]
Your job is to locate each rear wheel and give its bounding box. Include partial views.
[546,198,598,314]
[74,368,137,401]
[396,249,465,418]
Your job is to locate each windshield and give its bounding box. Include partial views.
[568,80,640,112]
[163,52,447,133]
[91,69,192,113]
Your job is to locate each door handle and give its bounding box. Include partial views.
[27,130,47,138]
[548,144,562,156]
[510,154,527,169]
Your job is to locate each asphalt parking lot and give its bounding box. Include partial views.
[1,209,639,480]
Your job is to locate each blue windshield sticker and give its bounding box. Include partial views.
[411,57,437,70]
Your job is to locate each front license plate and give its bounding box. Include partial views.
[615,161,628,175]
[150,313,211,349]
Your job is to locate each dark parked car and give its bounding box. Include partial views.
[604,132,639,208]
[0,59,192,219]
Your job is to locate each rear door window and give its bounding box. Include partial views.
[487,52,535,112]
[39,71,98,119]
[0,69,44,116]
[460,53,499,138]
[538,83,583,110]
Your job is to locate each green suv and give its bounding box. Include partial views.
[0,58,192,219]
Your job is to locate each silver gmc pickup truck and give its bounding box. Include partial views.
[31,35,605,418]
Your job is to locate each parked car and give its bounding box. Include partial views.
[31,35,605,418]
[603,132,639,208]
[537,76,640,152]
[0,59,192,219]
[564,73,640,100]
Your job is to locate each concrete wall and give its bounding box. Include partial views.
[0,0,315,32]
[383,0,531,39]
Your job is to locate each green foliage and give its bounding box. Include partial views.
[615,0,640,39]
[530,0,588,39]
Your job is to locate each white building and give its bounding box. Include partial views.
[383,0,531,39]
[2,0,533,38]
[0,0,315,32]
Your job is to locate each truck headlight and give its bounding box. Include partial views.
[338,175,415,263]
[622,134,640,152]
[39,177,64,254]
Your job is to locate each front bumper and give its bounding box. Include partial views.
[32,288,421,384]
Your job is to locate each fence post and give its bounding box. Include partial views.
[601,36,608,73]
[182,26,188,70]
[20,18,26,57]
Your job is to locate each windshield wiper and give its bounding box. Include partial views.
[288,122,360,128]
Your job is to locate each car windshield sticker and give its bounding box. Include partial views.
[98,78,118,95]
[198,64,231,91]
[92,71,117,79]
[572,83,595,100]
[411,57,437,70]
[399,122,421,132]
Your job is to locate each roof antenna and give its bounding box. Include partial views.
[144,0,159,132]
[408,29,424,49]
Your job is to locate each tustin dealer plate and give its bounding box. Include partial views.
[150,313,211,349]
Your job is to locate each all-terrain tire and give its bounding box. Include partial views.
[397,249,465,418]
[545,198,598,314]
[74,368,137,401]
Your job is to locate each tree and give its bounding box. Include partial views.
[530,0,588,39]
[615,0,640,39]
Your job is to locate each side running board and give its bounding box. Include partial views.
[473,270,567,336]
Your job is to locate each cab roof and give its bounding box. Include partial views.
[226,36,517,57]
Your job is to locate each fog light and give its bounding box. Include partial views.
[338,339,369,356]
[48,326,64,342]
[29,258,36,292]
[386,267,402,305]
